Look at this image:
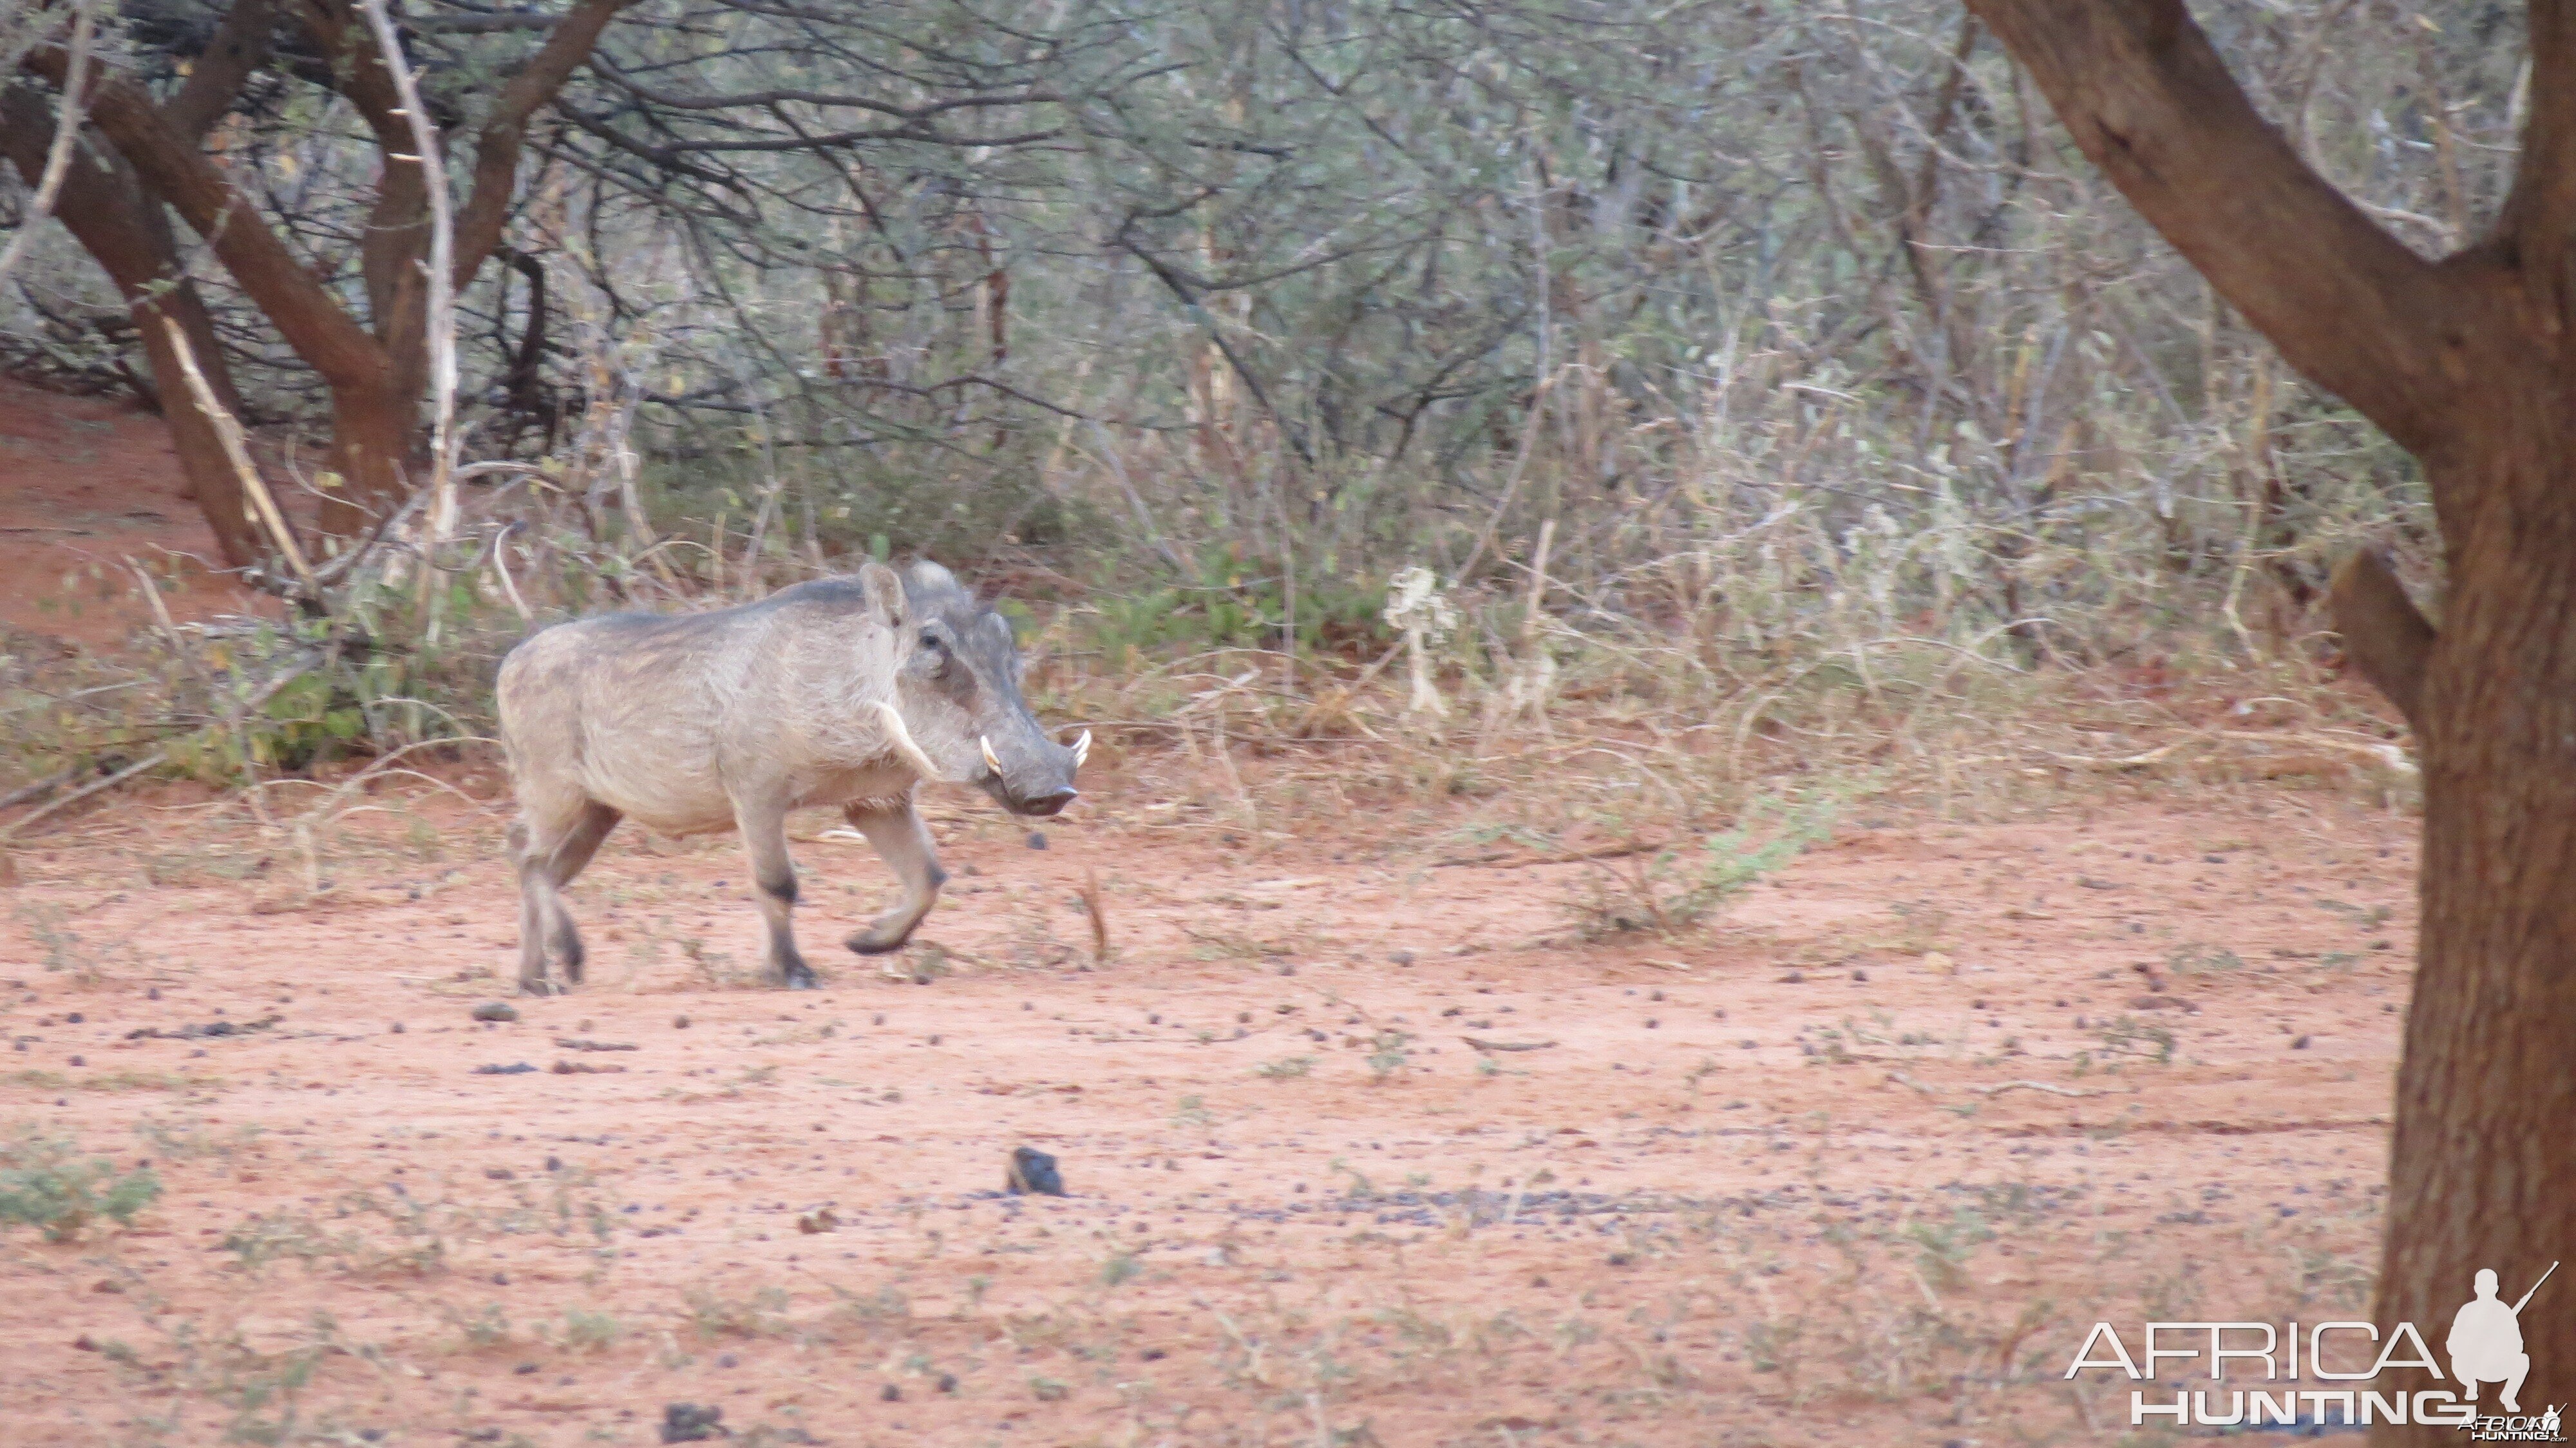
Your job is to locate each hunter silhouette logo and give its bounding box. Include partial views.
[2452,1262,2553,1418]
[2064,1259,2564,1438]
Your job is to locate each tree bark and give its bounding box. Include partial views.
[2389,436,2576,1436]
[1962,3,2575,1437]
[2328,549,2433,730]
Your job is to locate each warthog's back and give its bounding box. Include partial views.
[498,609,748,834]
[497,582,902,835]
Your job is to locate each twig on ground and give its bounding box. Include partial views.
[1965,1080,2106,1099]
[0,766,82,814]
[0,752,168,844]
[1079,866,1109,963]
[1435,839,1672,870]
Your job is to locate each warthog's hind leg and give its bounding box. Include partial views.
[512,800,620,995]
[734,793,818,989]
[511,819,549,993]
[842,795,947,964]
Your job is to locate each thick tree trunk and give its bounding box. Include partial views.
[2372,435,2576,1434]
[321,384,421,541]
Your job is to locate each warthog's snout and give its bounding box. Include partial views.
[977,729,1086,817]
[1011,785,1078,817]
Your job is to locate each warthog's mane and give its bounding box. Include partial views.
[551,562,999,657]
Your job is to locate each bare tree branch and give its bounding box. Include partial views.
[0,0,93,292]
[1962,0,2468,456]
[451,0,638,288]
[26,43,393,393]
[163,0,279,140]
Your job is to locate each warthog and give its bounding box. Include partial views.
[496,560,1086,993]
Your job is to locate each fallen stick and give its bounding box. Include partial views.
[1079,866,1109,964]
[0,765,82,814]
[0,3,96,291]
[0,752,169,844]
[2215,730,2418,777]
[1965,1080,2106,1099]
[2044,730,2416,779]
[1435,839,1673,870]
[1461,1036,1558,1053]
[2043,738,2197,770]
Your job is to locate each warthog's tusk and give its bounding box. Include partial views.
[1070,729,1092,767]
[980,734,1003,774]
[873,702,952,783]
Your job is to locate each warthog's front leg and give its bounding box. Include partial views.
[842,794,947,963]
[732,792,819,989]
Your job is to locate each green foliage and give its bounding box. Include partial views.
[1365,1029,1412,1081]
[1575,786,1845,938]
[1081,543,1394,667]
[14,900,137,982]
[2096,1016,2179,1065]
[0,1128,162,1241]
[441,1300,512,1348]
[1905,1208,1996,1291]
[685,1284,790,1339]
[552,1309,625,1351]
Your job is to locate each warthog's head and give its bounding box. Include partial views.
[864,560,1084,817]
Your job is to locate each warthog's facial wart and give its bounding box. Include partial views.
[884,562,1081,817]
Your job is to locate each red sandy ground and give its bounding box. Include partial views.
[0,378,2414,1447]
[0,377,295,649]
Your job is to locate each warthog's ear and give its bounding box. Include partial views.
[858,561,907,631]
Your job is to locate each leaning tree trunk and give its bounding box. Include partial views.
[1953,5,2576,1437]
[0,84,260,567]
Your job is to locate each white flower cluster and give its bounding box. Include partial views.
[1385,567,1459,717]
[1384,566,1457,642]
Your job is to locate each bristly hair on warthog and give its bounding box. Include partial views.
[495,560,1085,994]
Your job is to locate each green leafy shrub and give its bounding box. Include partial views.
[0,1129,162,1241]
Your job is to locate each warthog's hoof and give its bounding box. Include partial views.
[777,961,820,990]
[845,929,911,956]
[516,980,566,998]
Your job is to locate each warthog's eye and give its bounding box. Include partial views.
[920,630,943,653]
